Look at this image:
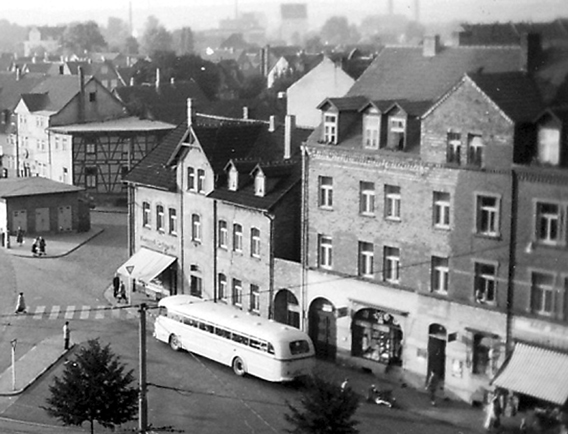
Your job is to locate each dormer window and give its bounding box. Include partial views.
[447,132,461,165]
[467,134,483,167]
[255,172,265,197]
[228,167,238,191]
[363,113,380,149]
[537,118,561,166]
[323,113,337,144]
[387,116,406,150]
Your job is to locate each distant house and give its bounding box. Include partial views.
[0,177,89,235]
[24,26,65,57]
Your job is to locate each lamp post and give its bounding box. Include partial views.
[10,339,17,391]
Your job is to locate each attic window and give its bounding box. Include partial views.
[537,119,561,166]
[387,116,406,150]
[323,113,337,144]
[228,167,238,191]
[255,172,265,197]
[89,92,96,102]
[363,113,380,149]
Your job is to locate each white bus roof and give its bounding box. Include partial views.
[158,295,308,342]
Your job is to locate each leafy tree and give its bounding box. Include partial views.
[172,27,194,55]
[103,17,131,52]
[320,16,360,46]
[285,374,360,434]
[43,339,138,434]
[124,36,139,56]
[140,15,173,56]
[62,21,107,54]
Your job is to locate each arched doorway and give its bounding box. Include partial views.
[274,289,300,329]
[352,308,403,366]
[428,323,447,380]
[308,298,336,361]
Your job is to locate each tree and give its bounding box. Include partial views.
[285,374,360,434]
[320,16,360,46]
[172,27,194,55]
[103,17,131,52]
[62,21,107,54]
[140,15,173,56]
[43,339,138,434]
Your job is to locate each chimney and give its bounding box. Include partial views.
[520,32,542,74]
[155,68,160,88]
[78,66,85,123]
[187,98,193,127]
[423,35,441,57]
[284,115,295,160]
[170,77,175,85]
[243,106,249,120]
[129,76,135,86]
[268,115,276,132]
[262,45,270,77]
[16,66,21,81]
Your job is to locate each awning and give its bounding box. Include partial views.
[349,298,409,316]
[117,248,176,284]
[492,342,568,405]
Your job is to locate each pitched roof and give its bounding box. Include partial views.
[21,93,48,111]
[0,177,83,198]
[347,45,525,103]
[25,75,83,112]
[318,95,368,111]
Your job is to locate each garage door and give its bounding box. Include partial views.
[58,206,72,231]
[35,208,50,232]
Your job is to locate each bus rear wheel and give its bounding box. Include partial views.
[169,334,181,351]
[232,357,246,376]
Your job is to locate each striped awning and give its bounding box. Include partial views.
[492,342,568,405]
[117,247,176,284]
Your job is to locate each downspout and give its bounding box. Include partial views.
[505,168,518,357]
[213,199,218,302]
[300,144,309,332]
[179,175,185,295]
[267,212,275,319]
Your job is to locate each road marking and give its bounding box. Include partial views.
[95,306,106,319]
[80,306,90,320]
[65,306,75,319]
[49,305,60,320]
[112,308,121,319]
[33,306,46,319]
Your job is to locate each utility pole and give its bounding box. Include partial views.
[138,303,147,434]
[10,339,17,391]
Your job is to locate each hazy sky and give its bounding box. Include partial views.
[3,0,567,32]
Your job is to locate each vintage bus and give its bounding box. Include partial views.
[153,295,315,382]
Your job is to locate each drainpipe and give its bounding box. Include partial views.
[505,169,518,357]
[267,212,275,319]
[300,144,309,332]
[213,199,218,302]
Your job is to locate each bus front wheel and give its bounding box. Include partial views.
[169,334,181,351]
[232,357,246,376]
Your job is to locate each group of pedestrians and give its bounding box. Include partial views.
[31,236,47,256]
[112,274,128,303]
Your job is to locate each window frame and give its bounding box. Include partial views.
[363,112,380,149]
[250,284,260,313]
[358,241,374,278]
[85,166,97,188]
[218,220,228,249]
[233,223,243,252]
[190,275,202,298]
[187,167,195,191]
[467,133,483,167]
[318,176,333,209]
[383,246,400,283]
[232,278,243,307]
[156,204,165,232]
[168,208,177,235]
[535,201,564,246]
[431,256,449,294]
[476,194,500,237]
[385,185,401,221]
[530,271,556,317]
[218,273,227,301]
[142,201,151,228]
[318,235,332,269]
[197,169,205,193]
[360,181,375,216]
[474,262,497,304]
[191,214,202,243]
[433,191,451,229]
[446,132,461,165]
[323,113,337,144]
[251,227,261,258]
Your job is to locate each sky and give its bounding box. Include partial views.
[2,0,567,32]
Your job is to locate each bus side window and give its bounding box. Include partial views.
[199,322,213,333]
[249,339,262,350]
[232,333,249,345]
[215,327,230,338]
[289,340,310,355]
[268,343,275,354]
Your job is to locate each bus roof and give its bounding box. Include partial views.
[158,295,309,342]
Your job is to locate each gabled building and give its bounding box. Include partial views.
[24,26,65,57]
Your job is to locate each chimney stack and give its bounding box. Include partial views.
[130,76,135,86]
[16,66,21,81]
[520,32,542,74]
[284,115,295,160]
[423,35,441,57]
[268,115,276,132]
[243,106,249,120]
[155,68,160,89]
[78,66,85,123]
[187,98,193,127]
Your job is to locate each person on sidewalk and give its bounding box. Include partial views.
[31,237,39,256]
[15,292,27,314]
[484,391,502,431]
[425,370,440,406]
[16,227,24,246]
[112,274,120,298]
[38,237,46,256]
[63,321,71,350]
[118,281,127,304]
[341,378,350,392]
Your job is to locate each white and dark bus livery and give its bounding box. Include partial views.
[154,295,315,382]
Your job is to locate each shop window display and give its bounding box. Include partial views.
[352,308,403,366]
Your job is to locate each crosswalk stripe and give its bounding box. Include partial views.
[49,305,60,320]
[33,306,46,319]
[80,306,90,320]
[112,308,121,319]
[65,306,75,319]
[95,306,106,319]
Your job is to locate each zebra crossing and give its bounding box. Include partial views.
[13,305,138,321]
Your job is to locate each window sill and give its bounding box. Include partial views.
[251,254,261,260]
[474,232,501,241]
[433,224,450,231]
[385,217,401,223]
[319,206,333,211]
[360,212,375,218]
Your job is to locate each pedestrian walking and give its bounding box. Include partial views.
[118,281,127,304]
[38,237,46,256]
[15,292,26,314]
[16,227,24,246]
[425,370,440,406]
[484,391,502,431]
[63,321,71,350]
[112,274,120,298]
[341,377,350,392]
[31,237,39,256]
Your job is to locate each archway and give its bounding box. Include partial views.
[428,323,447,380]
[274,289,300,329]
[308,298,336,361]
[352,308,403,366]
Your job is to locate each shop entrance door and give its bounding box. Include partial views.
[427,323,447,380]
[274,289,300,329]
[308,298,336,361]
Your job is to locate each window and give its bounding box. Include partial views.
[232,279,242,306]
[446,132,461,165]
[474,262,496,304]
[121,166,129,180]
[385,185,401,220]
[233,223,243,252]
[190,275,202,298]
[86,142,96,154]
[536,202,563,246]
[318,235,332,269]
[383,246,400,283]
[363,113,380,149]
[388,116,405,149]
[156,205,164,232]
[142,202,151,227]
[251,228,260,257]
[531,272,556,316]
[476,195,500,236]
[218,273,227,301]
[323,113,337,144]
[360,182,375,215]
[187,167,195,191]
[467,134,483,166]
[318,176,333,208]
[197,169,205,193]
[218,220,228,248]
[433,192,451,229]
[89,92,96,102]
[250,284,260,312]
[228,167,238,191]
[168,208,177,235]
[191,214,201,242]
[431,256,449,294]
[85,166,97,188]
[255,173,265,196]
[472,334,492,376]
[358,242,374,278]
